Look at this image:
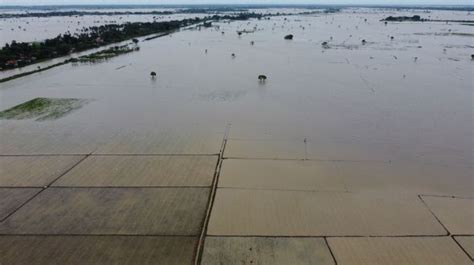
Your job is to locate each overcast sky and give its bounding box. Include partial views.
[1,0,472,6]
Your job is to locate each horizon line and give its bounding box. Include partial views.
[1,3,473,7]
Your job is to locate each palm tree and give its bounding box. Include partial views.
[150,71,157,78]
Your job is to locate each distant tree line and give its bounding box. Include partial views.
[382,15,425,22]
[0,12,263,70]
[0,7,251,19]
[179,7,249,13]
[0,19,196,69]
[0,10,174,19]
[0,6,337,19]
[381,15,474,24]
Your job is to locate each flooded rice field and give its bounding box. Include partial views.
[0,7,473,265]
[1,9,472,167]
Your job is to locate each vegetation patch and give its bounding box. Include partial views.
[0,97,90,121]
[0,10,174,19]
[382,15,474,24]
[451,32,474,37]
[72,45,138,63]
[382,15,425,22]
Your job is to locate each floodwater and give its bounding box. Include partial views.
[0,8,472,166]
[0,7,473,264]
[0,8,308,44]
[0,13,207,44]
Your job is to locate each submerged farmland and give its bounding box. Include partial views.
[0,5,472,265]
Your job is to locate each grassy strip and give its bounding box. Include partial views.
[74,45,138,62]
[144,32,173,41]
[0,97,90,121]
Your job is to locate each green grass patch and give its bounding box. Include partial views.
[0,97,90,121]
[73,45,138,63]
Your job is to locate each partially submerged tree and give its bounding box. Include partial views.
[258,75,267,82]
[284,34,294,40]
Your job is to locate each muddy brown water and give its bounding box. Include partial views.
[0,9,472,170]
